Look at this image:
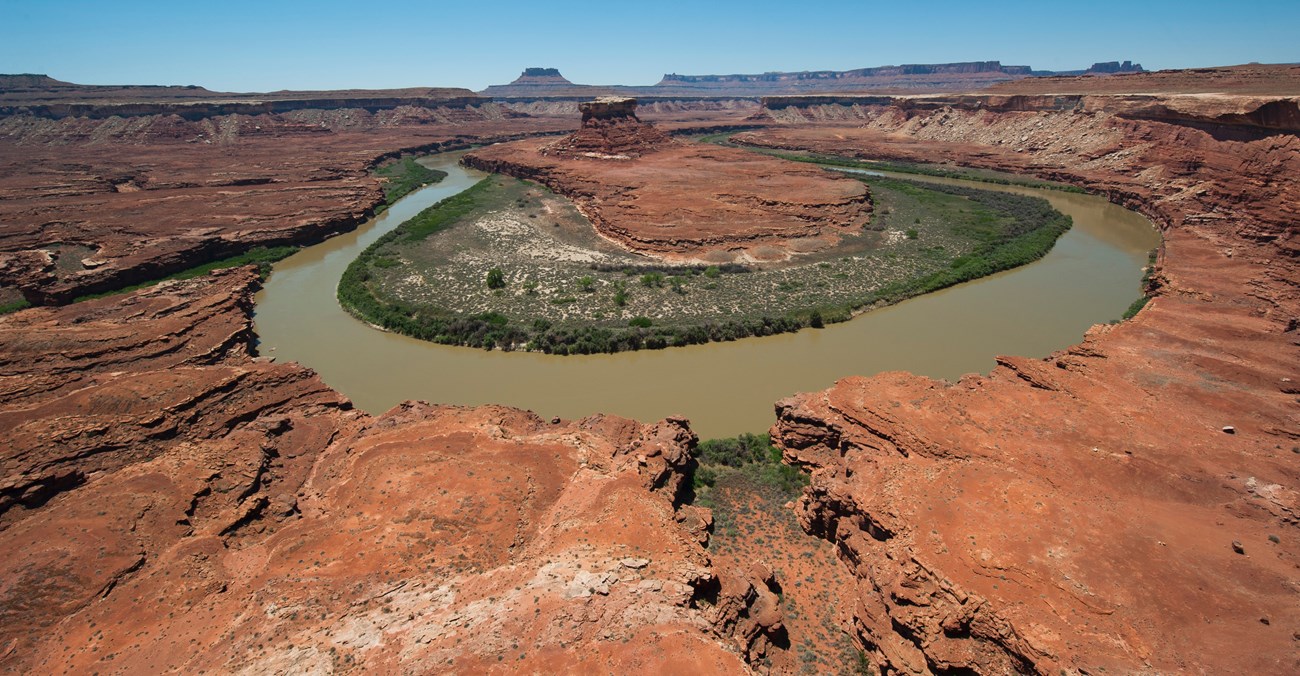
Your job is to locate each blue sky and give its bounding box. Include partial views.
[2,0,1297,92]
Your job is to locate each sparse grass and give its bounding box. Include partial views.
[686,430,868,674]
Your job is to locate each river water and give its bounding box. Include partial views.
[253,150,1159,439]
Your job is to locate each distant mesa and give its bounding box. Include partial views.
[0,74,481,121]
[0,74,74,91]
[1085,60,1145,74]
[1034,60,1146,77]
[479,67,609,98]
[511,67,574,85]
[478,60,1149,99]
[521,67,564,79]
[657,60,1036,84]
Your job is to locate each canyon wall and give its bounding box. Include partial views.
[0,267,783,673]
[0,104,571,305]
[462,101,871,262]
[0,78,484,120]
[742,87,1299,673]
[760,93,1300,136]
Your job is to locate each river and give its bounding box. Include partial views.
[252,150,1159,439]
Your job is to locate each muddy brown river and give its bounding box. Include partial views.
[253,150,1159,439]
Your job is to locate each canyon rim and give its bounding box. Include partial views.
[1,16,1298,674]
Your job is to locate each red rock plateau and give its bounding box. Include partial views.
[0,81,575,304]
[749,68,1300,673]
[2,65,1299,674]
[464,97,872,262]
[0,268,784,672]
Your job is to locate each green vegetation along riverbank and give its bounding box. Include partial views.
[337,162,1072,354]
[70,246,298,304]
[374,155,448,210]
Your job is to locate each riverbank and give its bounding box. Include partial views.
[254,149,1156,438]
[337,161,1073,353]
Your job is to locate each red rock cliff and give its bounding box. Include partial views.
[746,88,1299,673]
[0,268,783,673]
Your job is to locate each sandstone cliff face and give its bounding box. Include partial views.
[462,97,871,262]
[542,97,673,159]
[759,92,1300,136]
[0,268,781,672]
[745,94,1300,673]
[0,79,485,121]
[0,109,570,304]
[464,140,871,262]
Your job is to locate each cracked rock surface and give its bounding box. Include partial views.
[0,268,779,673]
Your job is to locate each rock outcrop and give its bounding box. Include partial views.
[541,97,672,159]
[749,85,1300,673]
[0,267,781,672]
[463,99,870,262]
[0,100,569,305]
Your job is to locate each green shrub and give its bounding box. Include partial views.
[692,433,809,499]
[375,156,448,205]
[73,245,298,303]
[0,298,31,315]
[486,267,506,289]
[1121,296,1150,320]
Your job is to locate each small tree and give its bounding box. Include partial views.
[577,275,595,292]
[486,267,506,289]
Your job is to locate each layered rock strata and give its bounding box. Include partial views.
[542,97,673,159]
[0,268,781,673]
[0,106,571,304]
[754,87,1299,673]
[0,77,484,120]
[464,99,871,262]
